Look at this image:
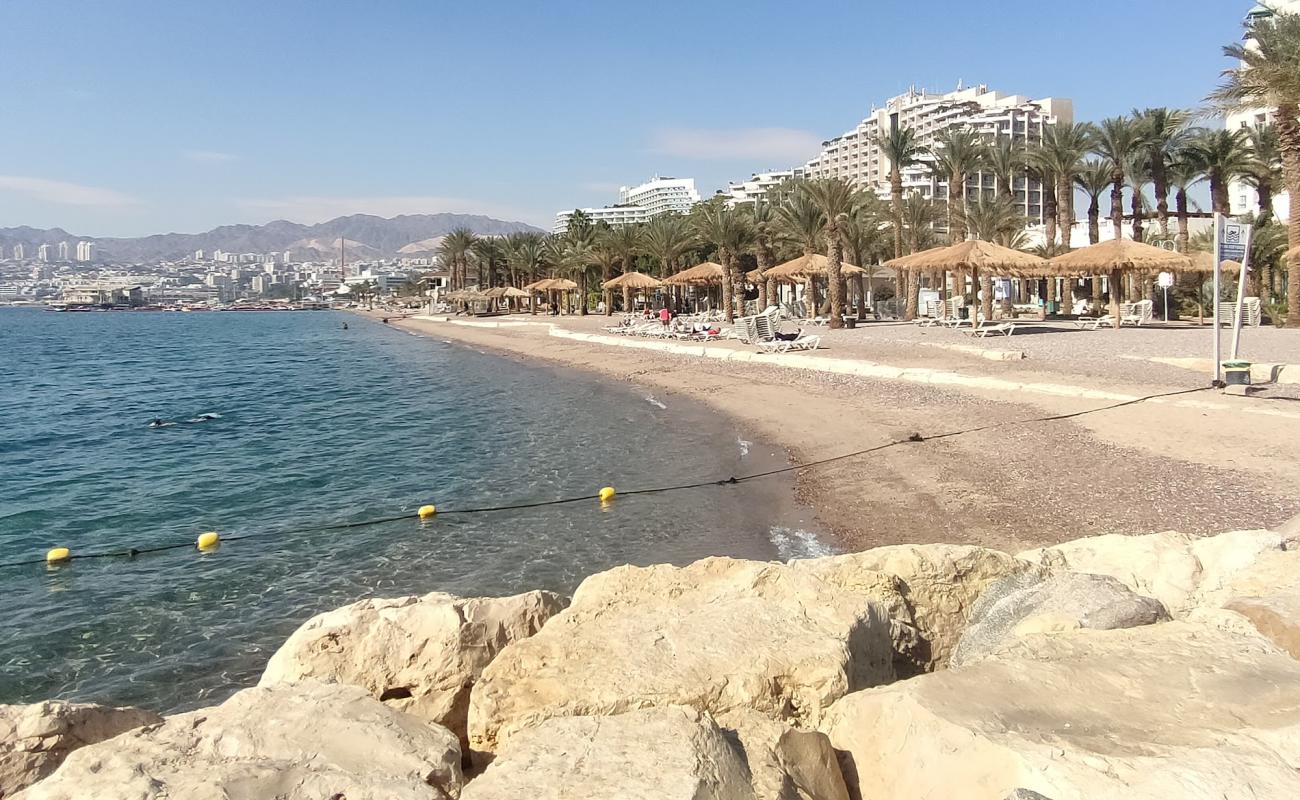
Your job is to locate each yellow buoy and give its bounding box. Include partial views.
[46,547,71,564]
[197,531,220,550]
[598,486,616,503]
[418,504,437,519]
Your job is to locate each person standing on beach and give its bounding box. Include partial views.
[659,306,671,330]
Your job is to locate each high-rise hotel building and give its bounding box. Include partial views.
[554,176,700,233]
[798,84,1072,225]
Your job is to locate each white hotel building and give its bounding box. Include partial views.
[722,170,797,206]
[554,176,701,233]
[1227,0,1298,222]
[798,84,1072,225]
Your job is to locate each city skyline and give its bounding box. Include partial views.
[0,0,1256,236]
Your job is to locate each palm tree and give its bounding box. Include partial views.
[590,231,622,314]
[1244,124,1283,219]
[1166,158,1203,254]
[1092,117,1145,240]
[927,126,987,244]
[692,203,753,321]
[642,213,692,278]
[1184,127,1252,214]
[1075,159,1114,245]
[963,194,1027,320]
[439,228,478,290]
[874,126,923,259]
[774,189,827,318]
[797,178,863,328]
[1038,122,1095,247]
[744,200,780,310]
[1126,153,1149,243]
[607,224,642,276]
[839,201,889,317]
[898,191,940,319]
[1208,6,1300,325]
[984,134,1026,204]
[1133,107,1191,240]
[471,237,505,288]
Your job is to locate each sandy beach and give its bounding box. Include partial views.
[362,310,1300,555]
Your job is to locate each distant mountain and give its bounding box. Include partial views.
[0,213,543,262]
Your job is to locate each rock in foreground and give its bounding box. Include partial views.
[823,622,1300,800]
[793,544,1038,674]
[468,558,895,754]
[19,682,462,800]
[950,571,1169,667]
[1,701,161,798]
[260,590,562,750]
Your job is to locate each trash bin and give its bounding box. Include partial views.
[1223,361,1252,386]
[845,317,857,329]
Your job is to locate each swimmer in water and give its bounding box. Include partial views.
[343,322,349,330]
[148,418,175,428]
[186,413,221,423]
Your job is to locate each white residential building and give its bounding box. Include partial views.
[553,176,700,233]
[37,244,52,263]
[76,241,94,263]
[722,170,796,206]
[57,241,71,261]
[798,83,1072,225]
[1226,1,1298,221]
[12,244,24,261]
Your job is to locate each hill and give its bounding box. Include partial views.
[0,213,543,262]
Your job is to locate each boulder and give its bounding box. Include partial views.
[260,590,563,750]
[822,622,1300,800]
[1019,529,1282,616]
[460,707,756,800]
[467,557,895,755]
[715,709,850,800]
[793,544,1039,673]
[950,572,1169,667]
[1212,549,1300,659]
[19,681,463,800]
[0,701,160,798]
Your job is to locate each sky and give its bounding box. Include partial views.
[0,0,1253,237]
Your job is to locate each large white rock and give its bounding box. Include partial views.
[0,701,160,798]
[823,622,1300,800]
[18,681,463,800]
[461,707,757,800]
[792,544,1039,673]
[467,557,895,755]
[1210,549,1300,659]
[260,590,562,749]
[1019,529,1282,616]
[715,709,851,800]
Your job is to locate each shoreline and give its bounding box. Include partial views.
[368,310,1300,554]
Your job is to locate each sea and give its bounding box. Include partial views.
[0,307,831,712]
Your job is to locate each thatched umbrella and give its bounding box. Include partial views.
[1049,239,1192,329]
[603,271,663,313]
[888,240,1048,320]
[1189,251,1243,273]
[765,254,867,319]
[662,262,724,286]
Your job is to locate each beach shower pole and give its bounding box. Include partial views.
[1230,227,1254,361]
[1212,213,1222,386]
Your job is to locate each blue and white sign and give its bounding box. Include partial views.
[1218,218,1251,263]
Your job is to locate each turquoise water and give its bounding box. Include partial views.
[0,308,819,711]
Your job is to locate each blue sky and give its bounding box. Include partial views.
[0,0,1252,236]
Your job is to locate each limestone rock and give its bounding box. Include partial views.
[260,590,562,749]
[467,557,895,755]
[1019,529,1282,616]
[716,709,850,800]
[793,544,1039,673]
[950,572,1169,667]
[823,623,1300,800]
[461,707,756,800]
[0,701,161,798]
[19,681,463,800]
[1212,549,1300,659]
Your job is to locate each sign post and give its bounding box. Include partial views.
[1230,226,1254,360]
[1157,272,1173,322]
[1212,215,1250,386]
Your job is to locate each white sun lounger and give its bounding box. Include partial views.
[964,322,1017,337]
[758,335,821,353]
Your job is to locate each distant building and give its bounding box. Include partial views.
[31,264,53,280]
[553,176,700,233]
[1227,1,1299,220]
[798,83,1072,226]
[57,241,71,261]
[37,244,52,263]
[63,285,144,307]
[721,170,796,206]
[76,241,94,263]
[12,244,24,260]
[195,249,205,261]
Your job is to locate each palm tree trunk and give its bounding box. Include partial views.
[980,271,993,322]
[857,275,868,320]
[720,252,735,322]
[1057,173,1074,249]
[891,173,904,259]
[1043,182,1058,246]
[905,270,918,320]
[1153,165,1171,240]
[948,173,963,244]
[1087,197,1101,244]
[1130,187,1144,243]
[803,276,816,319]
[1175,188,1190,253]
[827,226,845,328]
[1276,103,1300,327]
[1110,176,1124,240]
[757,248,772,310]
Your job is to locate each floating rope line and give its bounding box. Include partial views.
[0,384,1213,572]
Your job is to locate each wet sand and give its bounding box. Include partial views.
[373,311,1300,554]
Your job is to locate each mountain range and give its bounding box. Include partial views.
[0,213,544,263]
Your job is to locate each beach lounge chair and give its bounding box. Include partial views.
[964,321,1017,338]
[1121,299,1153,327]
[759,334,821,353]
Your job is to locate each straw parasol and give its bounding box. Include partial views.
[546,278,578,290]
[764,253,868,280]
[521,278,551,291]
[745,268,766,283]
[601,271,662,290]
[886,240,1047,276]
[1189,251,1243,273]
[1048,239,1194,330]
[662,262,724,286]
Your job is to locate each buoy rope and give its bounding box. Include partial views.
[0,385,1212,572]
